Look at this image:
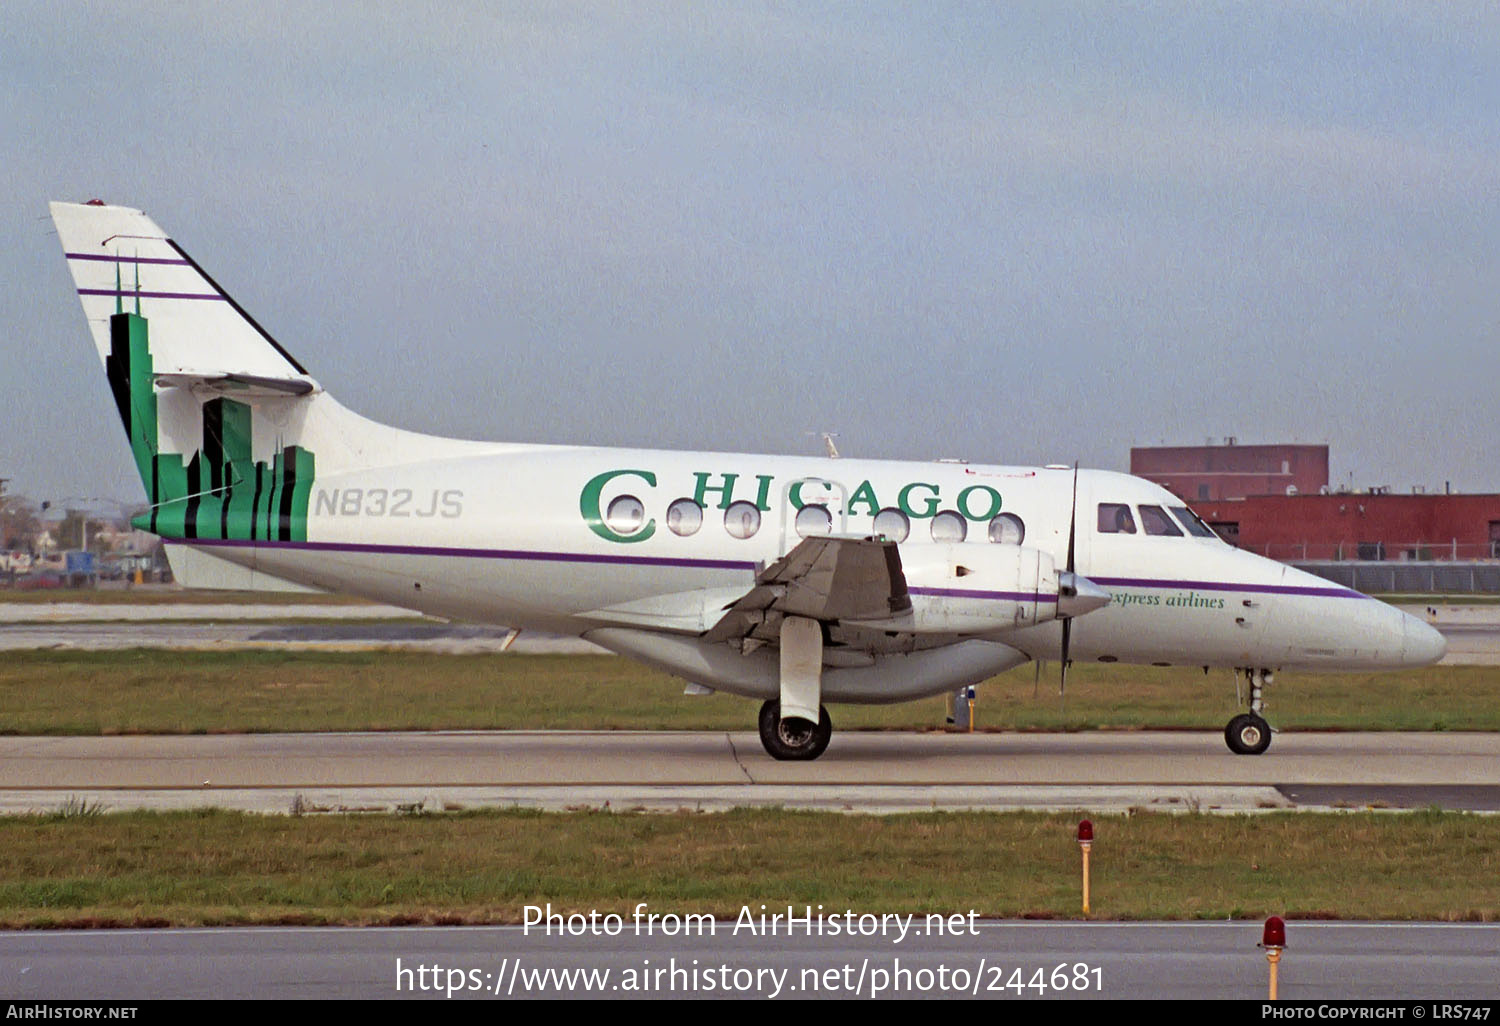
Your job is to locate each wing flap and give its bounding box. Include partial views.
[704,536,909,644]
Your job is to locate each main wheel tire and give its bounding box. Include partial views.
[757,700,833,761]
[1225,713,1272,755]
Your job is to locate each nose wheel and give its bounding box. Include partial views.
[758,700,833,761]
[1225,667,1275,755]
[1225,712,1272,755]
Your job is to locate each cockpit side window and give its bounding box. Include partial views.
[1170,505,1217,538]
[1097,503,1137,534]
[1139,504,1183,537]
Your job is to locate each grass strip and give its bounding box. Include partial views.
[2,650,1498,734]
[0,808,1495,928]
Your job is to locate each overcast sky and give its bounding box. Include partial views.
[4,1,1498,507]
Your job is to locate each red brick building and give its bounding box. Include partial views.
[1192,493,1500,561]
[1130,443,1329,502]
[1130,442,1500,562]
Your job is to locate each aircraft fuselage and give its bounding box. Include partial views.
[178,447,1442,687]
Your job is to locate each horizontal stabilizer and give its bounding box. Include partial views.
[154,372,320,397]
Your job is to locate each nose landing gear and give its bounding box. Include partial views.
[1225,668,1274,755]
[1225,711,1271,755]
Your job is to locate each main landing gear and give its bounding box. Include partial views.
[1225,668,1274,755]
[757,614,833,760]
[758,700,833,761]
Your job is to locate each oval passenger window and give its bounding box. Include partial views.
[930,510,967,543]
[666,498,703,537]
[605,495,646,536]
[872,507,910,543]
[988,512,1025,545]
[724,500,762,540]
[795,503,833,538]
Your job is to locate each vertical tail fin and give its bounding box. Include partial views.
[51,199,512,548]
[51,201,319,541]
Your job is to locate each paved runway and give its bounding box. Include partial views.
[4,921,1498,1000]
[3,729,1497,815]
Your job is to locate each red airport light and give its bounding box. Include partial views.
[1260,916,1287,1000]
[1077,819,1093,843]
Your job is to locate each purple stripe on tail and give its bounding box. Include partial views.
[66,253,191,266]
[78,288,225,302]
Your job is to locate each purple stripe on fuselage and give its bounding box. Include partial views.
[66,252,190,266]
[909,586,1056,603]
[78,288,225,302]
[187,537,757,572]
[1091,575,1363,599]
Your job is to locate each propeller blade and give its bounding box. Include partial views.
[1066,462,1079,574]
[1060,618,1071,696]
[1059,461,1079,716]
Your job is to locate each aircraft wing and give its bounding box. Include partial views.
[702,536,910,644]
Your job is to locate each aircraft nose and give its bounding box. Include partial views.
[1402,612,1447,666]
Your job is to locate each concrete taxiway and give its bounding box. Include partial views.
[3,729,1498,815]
[1,599,1495,815]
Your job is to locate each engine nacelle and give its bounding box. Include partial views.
[848,543,1061,635]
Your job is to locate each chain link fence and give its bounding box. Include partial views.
[1293,561,1500,594]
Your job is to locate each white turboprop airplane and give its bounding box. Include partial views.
[49,200,1447,760]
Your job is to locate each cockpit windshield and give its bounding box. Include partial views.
[1097,501,1220,540]
[1170,505,1217,538]
[1138,504,1183,536]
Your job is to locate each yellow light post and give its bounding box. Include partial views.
[1077,819,1093,914]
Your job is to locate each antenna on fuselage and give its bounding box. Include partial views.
[807,431,841,459]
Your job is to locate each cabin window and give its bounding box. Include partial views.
[1097,503,1137,534]
[1169,506,1216,538]
[872,507,910,543]
[1138,505,1183,537]
[666,498,703,537]
[988,512,1025,545]
[605,495,647,536]
[723,500,762,540]
[794,503,833,538]
[930,510,968,543]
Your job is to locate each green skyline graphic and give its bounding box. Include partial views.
[106,307,314,542]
